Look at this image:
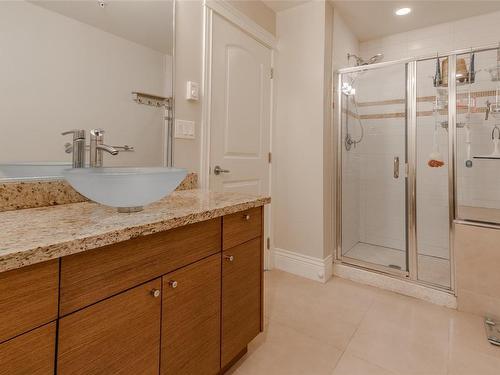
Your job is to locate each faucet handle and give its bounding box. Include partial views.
[90,128,105,138]
[62,129,86,139]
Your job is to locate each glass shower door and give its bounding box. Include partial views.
[340,63,408,274]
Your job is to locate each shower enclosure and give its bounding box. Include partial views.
[336,44,500,291]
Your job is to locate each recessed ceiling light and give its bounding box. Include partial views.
[395,7,412,16]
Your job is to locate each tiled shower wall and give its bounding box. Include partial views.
[360,10,500,217]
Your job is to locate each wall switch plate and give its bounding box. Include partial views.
[175,119,195,139]
[186,81,199,101]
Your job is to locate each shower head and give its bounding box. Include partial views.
[347,53,384,66]
[367,53,384,64]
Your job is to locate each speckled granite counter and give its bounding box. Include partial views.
[0,189,270,273]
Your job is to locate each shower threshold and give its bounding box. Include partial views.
[342,242,451,288]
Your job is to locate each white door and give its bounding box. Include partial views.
[209,13,271,197]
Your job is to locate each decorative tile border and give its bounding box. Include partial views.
[356,90,497,108]
[0,172,198,213]
[343,89,495,120]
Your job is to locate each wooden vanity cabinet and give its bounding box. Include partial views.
[221,237,263,369]
[57,279,162,375]
[161,254,221,375]
[1,206,265,375]
[59,218,221,315]
[0,259,58,343]
[0,322,56,375]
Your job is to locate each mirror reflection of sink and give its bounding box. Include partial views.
[63,167,188,212]
[0,162,72,181]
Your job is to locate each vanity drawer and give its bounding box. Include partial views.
[60,218,221,315]
[0,260,59,343]
[0,322,56,375]
[223,207,262,250]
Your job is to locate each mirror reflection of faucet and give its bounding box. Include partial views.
[62,128,133,168]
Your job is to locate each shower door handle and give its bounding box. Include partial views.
[393,157,399,179]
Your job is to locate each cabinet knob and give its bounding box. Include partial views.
[151,289,161,298]
[169,280,178,289]
[243,214,251,221]
[224,255,234,262]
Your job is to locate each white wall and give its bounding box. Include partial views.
[0,1,171,166]
[173,0,204,173]
[273,1,332,270]
[332,9,359,72]
[173,0,276,174]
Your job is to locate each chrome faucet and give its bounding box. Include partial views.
[90,129,118,167]
[62,129,86,168]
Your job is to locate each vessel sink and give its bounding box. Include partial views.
[63,167,188,212]
[0,162,71,181]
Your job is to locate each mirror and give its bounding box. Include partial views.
[0,0,174,181]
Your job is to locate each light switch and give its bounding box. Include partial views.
[175,119,195,139]
[186,81,199,101]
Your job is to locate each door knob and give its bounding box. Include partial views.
[224,255,234,262]
[243,214,251,221]
[214,165,230,175]
[151,289,161,298]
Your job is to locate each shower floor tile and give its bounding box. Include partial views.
[344,242,406,270]
[344,242,451,288]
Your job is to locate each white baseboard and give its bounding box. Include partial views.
[333,263,457,309]
[272,248,333,283]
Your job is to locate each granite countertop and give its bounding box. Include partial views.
[0,189,270,273]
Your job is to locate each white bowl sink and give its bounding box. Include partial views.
[0,162,72,181]
[63,167,188,212]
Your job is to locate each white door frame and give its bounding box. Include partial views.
[200,0,277,269]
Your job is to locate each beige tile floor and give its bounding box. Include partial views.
[227,270,500,375]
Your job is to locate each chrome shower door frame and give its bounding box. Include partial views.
[335,58,412,279]
[332,44,499,292]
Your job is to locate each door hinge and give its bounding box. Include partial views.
[266,237,270,250]
[268,152,272,163]
[270,68,274,79]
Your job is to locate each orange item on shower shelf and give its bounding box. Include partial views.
[428,159,445,168]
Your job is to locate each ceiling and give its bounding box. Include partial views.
[264,0,500,42]
[32,0,173,54]
[332,1,500,42]
[263,0,307,12]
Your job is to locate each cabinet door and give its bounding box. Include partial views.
[58,279,162,375]
[0,260,58,342]
[0,322,56,375]
[221,237,262,368]
[161,254,221,375]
